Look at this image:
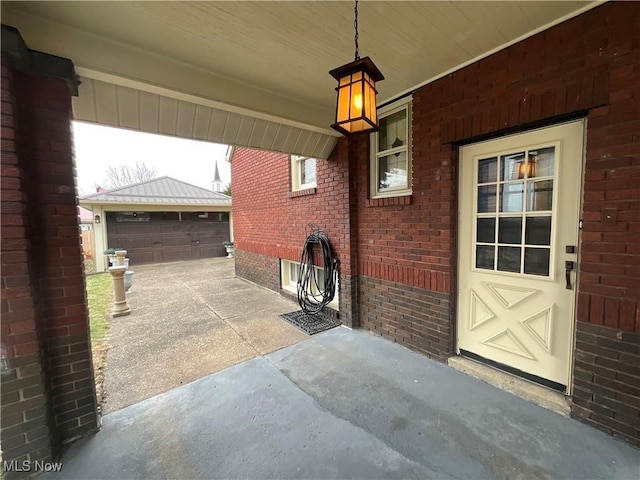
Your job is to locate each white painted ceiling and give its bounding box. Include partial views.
[2,1,598,157]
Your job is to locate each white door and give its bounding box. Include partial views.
[457,121,584,388]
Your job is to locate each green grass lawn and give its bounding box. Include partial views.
[86,273,113,409]
[86,273,113,344]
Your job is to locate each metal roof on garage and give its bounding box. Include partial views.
[80,176,231,206]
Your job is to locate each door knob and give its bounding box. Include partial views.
[565,261,574,290]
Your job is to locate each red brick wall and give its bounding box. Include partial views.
[1,53,98,466]
[232,142,351,272]
[356,1,638,443]
[232,2,638,444]
[1,54,55,468]
[232,139,360,325]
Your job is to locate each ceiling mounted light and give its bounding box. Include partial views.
[330,0,384,136]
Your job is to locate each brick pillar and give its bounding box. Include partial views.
[337,136,361,328]
[1,55,54,471]
[1,28,99,469]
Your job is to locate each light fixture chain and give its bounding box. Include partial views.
[354,0,360,60]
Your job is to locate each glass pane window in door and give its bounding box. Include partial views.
[500,182,524,212]
[378,110,406,152]
[501,152,526,181]
[525,216,552,245]
[476,245,495,270]
[478,157,497,184]
[524,248,551,276]
[529,147,555,178]
[477,185,496,213]
[378,152,408,190]
[497,246,521,273]
[498,217,523,244]
[527,180,553,211]
[476,218,496,243]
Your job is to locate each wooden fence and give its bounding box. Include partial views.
[81,229,95,259]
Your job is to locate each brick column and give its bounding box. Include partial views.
[1,55,54,470]
[1,26,99,469]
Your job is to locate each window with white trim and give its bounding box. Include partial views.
[291,155,316,191]
[280,259,339,309]
[370,97,412,198]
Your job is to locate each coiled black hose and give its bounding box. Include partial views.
[297,230,339,315]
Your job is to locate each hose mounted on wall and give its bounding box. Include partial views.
[297,226,339,315]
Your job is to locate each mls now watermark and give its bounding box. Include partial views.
[3,460,63,473]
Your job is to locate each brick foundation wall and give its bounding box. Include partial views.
[234,249,280,293]
[359,277,452,361]
[1,46,99,468]
[573,322,640,446]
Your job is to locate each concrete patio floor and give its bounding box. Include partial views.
[102,258,307,413]
[51,328,637,479]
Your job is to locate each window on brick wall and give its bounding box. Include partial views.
[280,259,339,309]
[370,96,412,198]
[291,155,316,191]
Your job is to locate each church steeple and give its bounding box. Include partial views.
[212,161,223,192]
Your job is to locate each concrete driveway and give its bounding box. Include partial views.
[102,258,307,413]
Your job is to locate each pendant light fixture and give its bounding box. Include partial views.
[329,0,384,136]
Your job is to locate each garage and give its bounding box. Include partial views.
[106,211,230,264]
[81,176,232,270]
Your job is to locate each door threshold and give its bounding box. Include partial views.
[448,356,571,417]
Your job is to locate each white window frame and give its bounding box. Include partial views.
[280,259,339,310]
[291,155,317,191]
[369,96,413,199]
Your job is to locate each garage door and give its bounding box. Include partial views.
[106,211,230,265]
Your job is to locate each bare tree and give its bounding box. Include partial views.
[104,161,158,188]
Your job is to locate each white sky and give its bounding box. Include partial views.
[72,122,231,196]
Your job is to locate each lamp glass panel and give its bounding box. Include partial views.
[336,84,351,123]
[351,80,363,117]
[368,81,377,123]
[364,81,373,120]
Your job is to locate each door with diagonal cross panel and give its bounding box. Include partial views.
[457,121,584,388]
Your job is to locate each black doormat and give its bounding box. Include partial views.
[278,310,341,335]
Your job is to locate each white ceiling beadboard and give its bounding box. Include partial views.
[3,1,599,157]
[73,76,337,159]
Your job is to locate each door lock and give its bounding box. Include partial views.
[565,261,575,290]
